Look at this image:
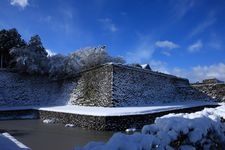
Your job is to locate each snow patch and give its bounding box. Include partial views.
[65,124,75,128]
[38,101,216,116]
[125,128,136,133]
[42,118,56,124]
[0,132,31,150]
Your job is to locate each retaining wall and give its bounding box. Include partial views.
[192,83,225,101]
[70,65,113,106]
[0,105,218,131]
[71,64,212,107]
[0,64,213,107]
[0,70,77,107]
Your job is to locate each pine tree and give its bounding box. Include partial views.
[0,28,26,68]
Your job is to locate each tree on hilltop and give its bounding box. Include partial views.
[0,28,26,68]
[10,35,49,74]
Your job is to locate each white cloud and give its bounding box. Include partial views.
[99,18,117,32]
[46,49,56,57]
[209,40,222,50]
[39,16,52,23]
[168,63,225,83]
[126,49,169,73]
[10,0,29,8]
[125,35,155,64]
[172,0,195,19]
[60,9,74,20]
[161,51,171,56]
[188,40,203,53]
[190,63,225,82]
[189,12,216,38]
[126,47,154,64]
[155,40,179,49]
[43,5,80,36]
[124,35,170,74]
[208,33,223,50]
[149,60,169,74]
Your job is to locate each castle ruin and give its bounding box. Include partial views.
[0,63,212,107]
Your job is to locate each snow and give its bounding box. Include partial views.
[0,133,31,150]
[65,124,75,128]
[0,101,216,117]
[77,104,225,150]
[38,101,216,116]
[125,128,136,133]
[42,118,56,124]
[140,64,151,70]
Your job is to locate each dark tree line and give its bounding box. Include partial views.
[0,28,26,68]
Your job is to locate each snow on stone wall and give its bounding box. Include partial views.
[112,65,212,106]
[70,65,113,106]
[70,64,212,107]
[0,64,212,107]
[0,70,77,107]
[192,83,225,102]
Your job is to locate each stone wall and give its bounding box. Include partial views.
[0,64,212,107]
[0,105,215,131]
[70,64,211,107]
[113,65,182,106]
[192,83,225,101]
[0,70,77,107]
[70,65,113,106]
[112,65,212,106]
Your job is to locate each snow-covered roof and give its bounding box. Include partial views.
[140,64,151,70]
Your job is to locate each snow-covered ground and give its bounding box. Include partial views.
[0,101,217,116]
[38,101,217,116]
[0,133,31,150]
[0,99,218,149]
[77,103,225,150]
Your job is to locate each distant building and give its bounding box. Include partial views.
[141,64,152,70]
[202,78,224,84]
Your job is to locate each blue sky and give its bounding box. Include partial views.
[1,0,225,82]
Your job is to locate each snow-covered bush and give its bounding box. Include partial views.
[9,34,124,78]
[48,54,67,79]
[77,105,225,150]
[10,35,49,74]
[66,46,125,71]
[48,46,125,79]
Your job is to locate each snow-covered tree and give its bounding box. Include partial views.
[10,35,49,74]
[48,46,125,79]
[3,29,125,78]
[28,35,48,57]
[48,54,67,79]
[0,28,26,68]
[68,46,125,71]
